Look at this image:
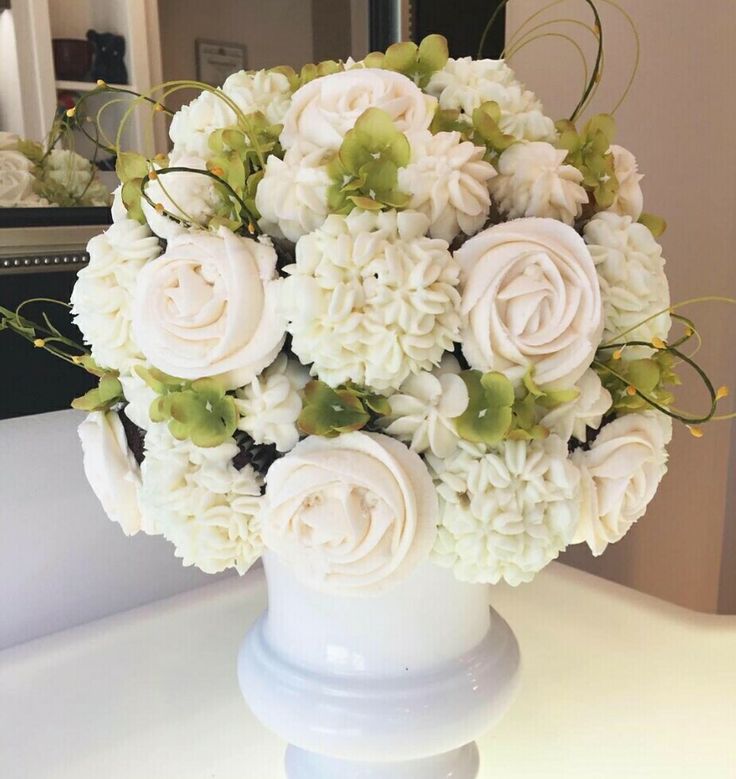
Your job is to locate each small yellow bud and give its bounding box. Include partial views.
[96,79,106,87]
[155,202,165,214]
[210,165,225,177]
[716,385,730,401]
[688,425,704,438]
[147,170,158,180]
[612,349,623,360]
[65,107,76,118]
[33,338,46,348]
[626,385,637,396]
[247,223,256,235]
[154,102,164,113]
[72,355,82,364]
[685,326,694,337]
[154,153,167,162]
[651,336,666,350]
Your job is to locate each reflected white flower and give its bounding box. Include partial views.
[235,354,309,453]
[381,355,469,458]
[263,431,438,594]
[426,57,556,142]
[42,149,109,205]
[255,146,331,242]
[572,411,671,555]
[540,369,612,443]
[584,211,670,351]
[71,213,162,372]
[282,209,461,392]
[429,435,581,585]
[78,411,146,536]
[0,150,46,207]
[489,142,588,224]
[398,130,496,243]
[140,423,263,574]
[608,144,644,220]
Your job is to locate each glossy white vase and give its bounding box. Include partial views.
[238,551,521,778]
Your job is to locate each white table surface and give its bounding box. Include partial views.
[2,562,735,779]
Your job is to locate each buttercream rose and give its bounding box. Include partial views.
[456,217,603,388]
[263,432,438,595]
[132,227,285,388]
[280,68,436,152]
[78,411,147,536]
[572,411,671,555]
[0,150,41,207]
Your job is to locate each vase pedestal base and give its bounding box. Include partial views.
[285,742,480,779]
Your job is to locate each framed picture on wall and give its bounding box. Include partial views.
[195,39,247,86]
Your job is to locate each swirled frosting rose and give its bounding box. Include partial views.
[78,411,147,536]
[263,432,438,595]
[456,217,603,388]
[572,411,672,555]
[132,227,285,388]
[280,68,436,152]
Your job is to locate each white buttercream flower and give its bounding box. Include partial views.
[42,149,109,205]
[141,153,224,241]
[140,423,263,574]
[584,211,670,349]
[456,218,603,388]
[282,209,461,391]
[429,435,580,585]
[255,146,331,242]
[263,431,438,595]
[572,411,671,555]
[169,89,238,159]
[222,69,293,126]
[381,355,468,458]
[280,68,436,152]
[133,228,285,388]
[0,150,43,207]
[78,411,146,536]
[489,142,588,224]
[540,369,612,443]
[398,130,496,243]
[235,354,309,453]
[608,144,644,219]
[119,364,157,430]
[71,214,162,372]
[0,131,20,150]
[426,57,556,142]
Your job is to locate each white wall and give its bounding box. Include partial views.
[0,9,23,134]
[506,0,736,612]
[0,410,229,649]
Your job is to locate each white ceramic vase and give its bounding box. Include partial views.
[238,551,521,778]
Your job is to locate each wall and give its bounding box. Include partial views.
[0,9,23,134]
[0,410,226,649]
[506,0,736,612]
[157,0,315,110]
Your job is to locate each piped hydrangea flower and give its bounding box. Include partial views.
[489,141,588,224]
[583,211,671,350]
[71,204,162,372]
[426,57,556,142]
[428,435,581,585]
[281,209,462,392]
[139,423,263,574]
[398,130,496,243]
[235,354,310,453]
[380,355,469,458]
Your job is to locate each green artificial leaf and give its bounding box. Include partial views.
[116,151,149,182]
[298,380,370,437]
[71,375,123,412]
[639,212,667,238]
[472,102,516,157]
[381,34,448,88]
[455,370,514,444]
[383,41,418,74]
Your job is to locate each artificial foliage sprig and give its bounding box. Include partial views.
[327,108,411,213]
[297,380,390,438]
[135,366,239,448]
[365,35,449,88]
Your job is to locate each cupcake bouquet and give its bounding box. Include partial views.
[2,25,730,594]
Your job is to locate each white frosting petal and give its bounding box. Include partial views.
[540,369,613,443]
[608,144,644,220]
